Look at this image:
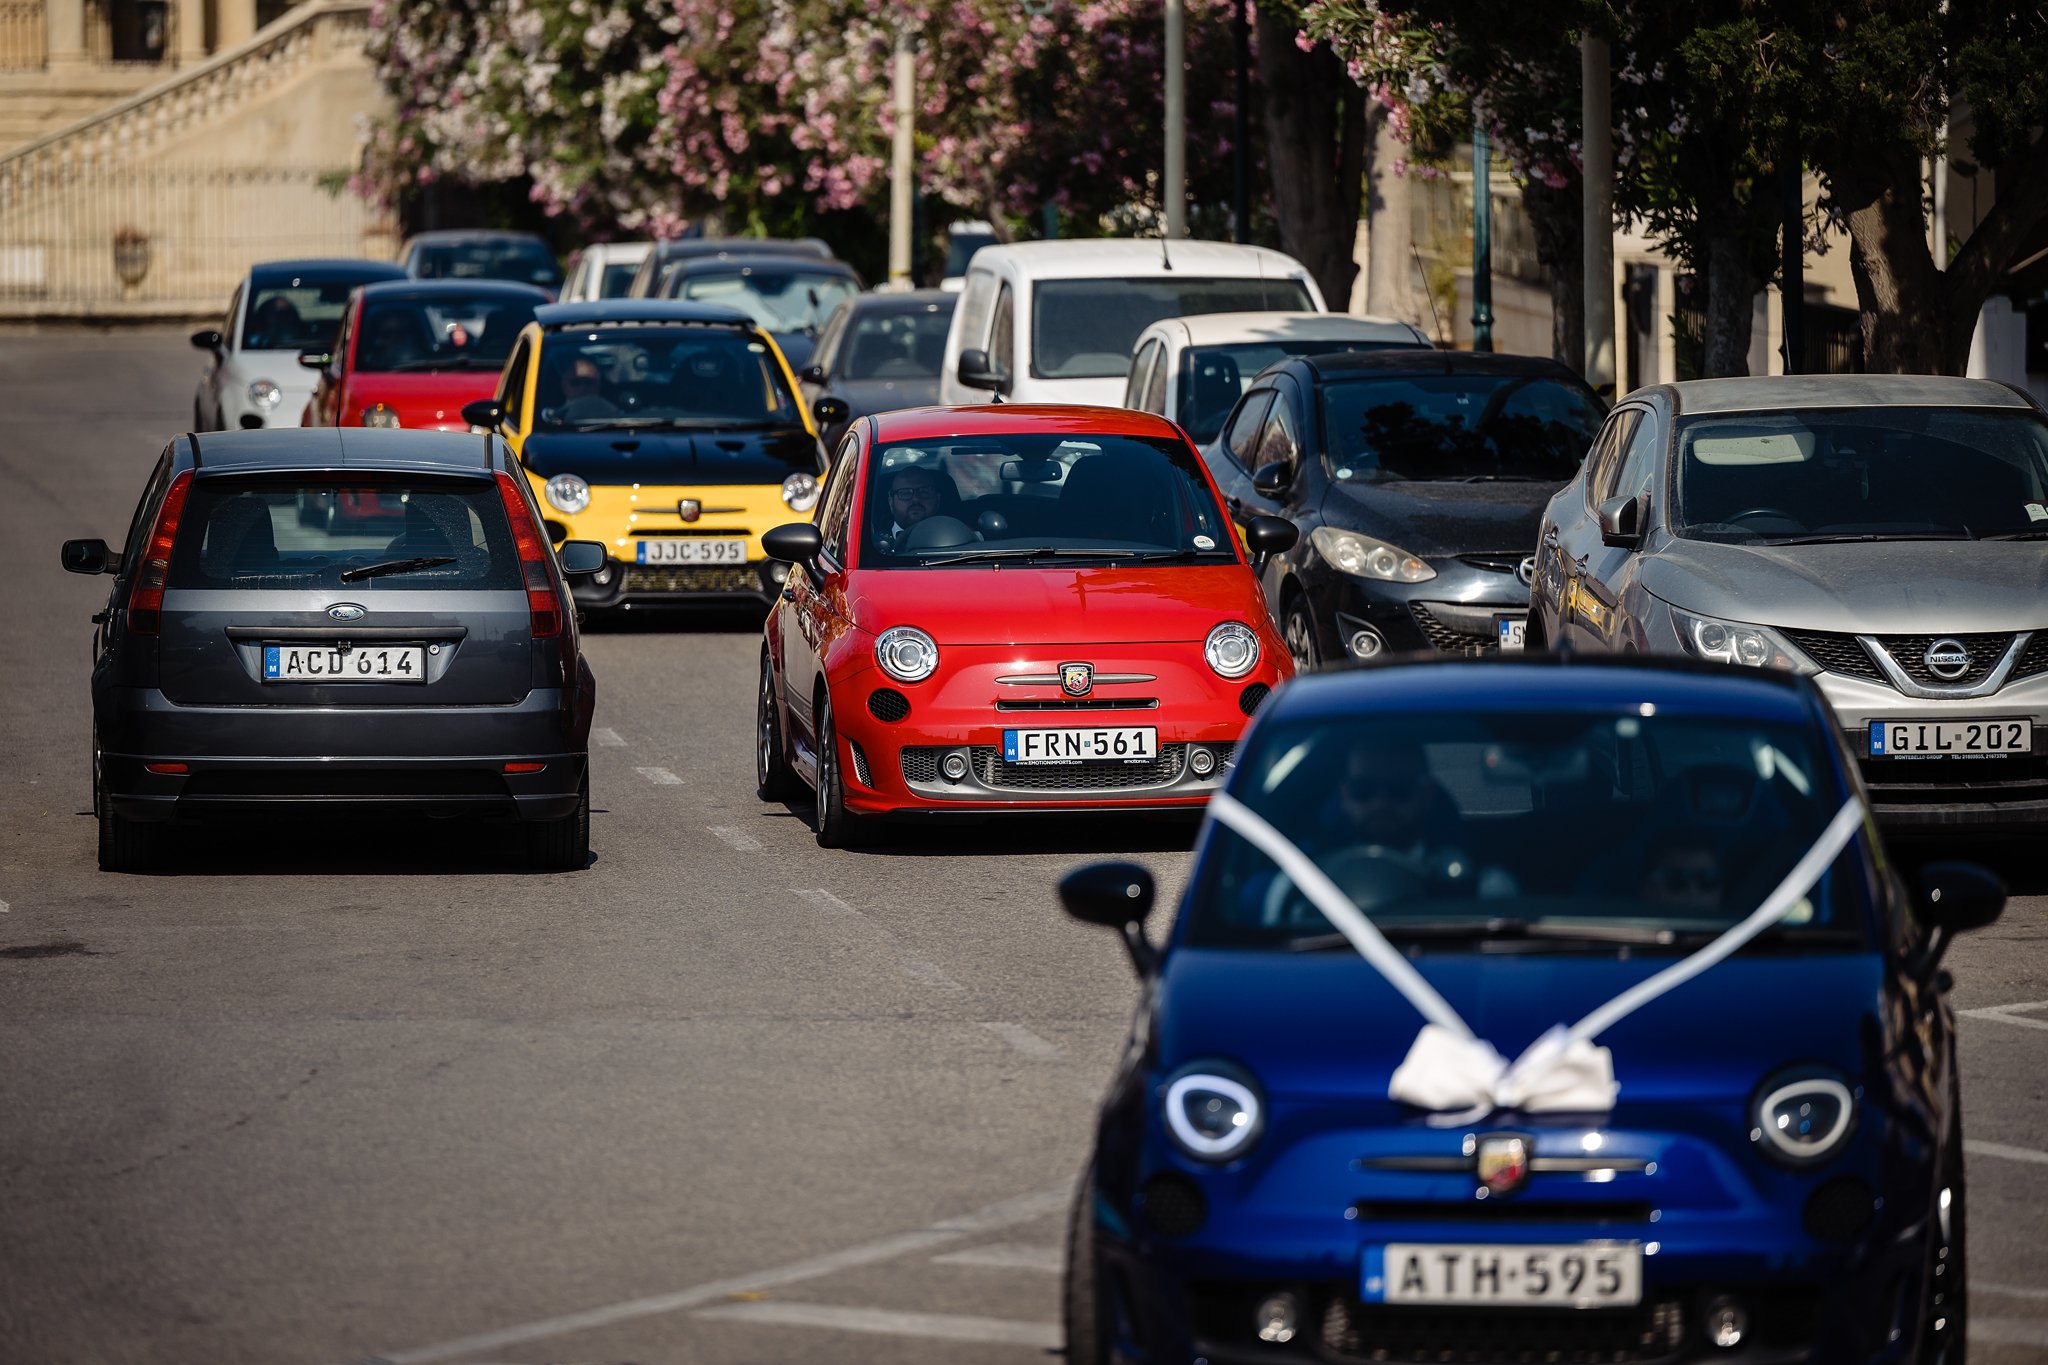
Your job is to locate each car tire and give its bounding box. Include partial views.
[1063,1163,1112,1365]
[1282,595,1319,672]
[811,694,870,849]
[1920,1075,1968,1364]
[96,760,160,874]
[526,773,590,871]
[756,652,804,802]
[1523,609,1549,654]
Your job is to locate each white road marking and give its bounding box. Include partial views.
[1960,999,2048,1031]
[1981,1282,2048,1301]
[592,727,627,747]
[1979,1317,2048,1349]
[931,1241,1063,1273]
[693,1301,1058,1349]
[1967,1139,2048,1167]
[708,826,763,852]
[981,1022,1061,1060]
[0,899,9,913]
[634,766,682,786]
[372,1185,1067,1364]
[790,888,964,992]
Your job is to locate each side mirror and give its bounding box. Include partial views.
[1059,861,1158,979]
[1598,493,1643,549]
[297,349,332,371]
[956,347,1008,394]
[556,540,606,577]
[60,538,118,575]
[1252,461,1294,499]
[1912,861,2006,942]
[190,328,223,352]
[813,396,850,428]
[1242,515,1299,556]
[799,363,826,384]
[761,522,824,565]
[461,398,504,430]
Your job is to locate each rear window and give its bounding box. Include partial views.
[411,239,561,288]
[168,481,521,591]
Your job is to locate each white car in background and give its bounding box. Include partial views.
[560,241,651,302]
[938,239,1326,408]
[190,258,406,431]
[1123,310,1433,448]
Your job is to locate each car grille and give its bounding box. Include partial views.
[623,565,762,595]
[1871,632,2016,688]
[1321,1295,1686,1364]
[868,688,911,722]
[1786,629,1883,680]
[975,745,1189,791]
[2014,632,2048,681]
[1410,603,1498,656]
[900,747,941,784]
[1860,750,2048,808]
[1239,682,1270,715]
[994,698,1159,711]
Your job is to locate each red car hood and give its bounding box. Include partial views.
[344,369,501,431]
[844,565,1270,646]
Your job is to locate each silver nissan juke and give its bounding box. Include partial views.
[1532,374,2048,831]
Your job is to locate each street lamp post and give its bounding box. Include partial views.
[1471,122,1494,353]
[1232,0,1250,244]
[1164,0,1186,239]
[887,24,916,285]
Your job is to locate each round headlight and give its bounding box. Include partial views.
[247,379,282,409]
[782,471,821,512]
[545,473,591,515]
[874,626,939,683]
[1205,621,1261,678]
[359,403,401,428]
[1162,1060,1265,1162]
[1749,1067,1857,1166]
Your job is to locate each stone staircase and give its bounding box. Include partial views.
[0,0,390,315]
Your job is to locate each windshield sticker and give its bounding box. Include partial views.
[2027,502,2048,522]
[1193,535,1216,549]
[1203,790,1867,1124]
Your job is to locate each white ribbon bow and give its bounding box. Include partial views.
[1205,790,1867,1125]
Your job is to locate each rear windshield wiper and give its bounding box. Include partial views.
[915,546,1138,566]
[339,555,456,583]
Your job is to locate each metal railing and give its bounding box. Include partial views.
[0,163,380,304]
[1411,169,1546,285]
[0,1,44,67]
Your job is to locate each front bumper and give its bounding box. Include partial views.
[1812,669,2048,829]
[1297,556,1532,663]
[568,554,788,609]
[534,477,805,610]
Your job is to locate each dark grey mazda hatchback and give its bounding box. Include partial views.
[61,428,604,872]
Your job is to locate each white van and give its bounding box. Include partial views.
[938,239,1326,407]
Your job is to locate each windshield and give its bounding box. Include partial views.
[1031,277,1317,380]
[167,481,521,591]
[532,326,801,431]
[840,301,955,380]
[677,267,859,334]
[1319,373,1603,483]
[1176,340,1423,443]
[242,277,373,352]
[861,432,1235,565]
[1674,407,2048,543]
[355,295,535,372]
[411,239,561,289]
[1183,709,1866,951]
[599,263,641,298]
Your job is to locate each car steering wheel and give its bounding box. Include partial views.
[1723,507,1802,526]
[1261,846,1429,927]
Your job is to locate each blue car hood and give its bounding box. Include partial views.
[1157,947,1882,1108]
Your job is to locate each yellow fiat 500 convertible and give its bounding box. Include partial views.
[463,300,825,613]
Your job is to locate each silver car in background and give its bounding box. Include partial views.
[1533,374,2048,830]
[191,258,407,431]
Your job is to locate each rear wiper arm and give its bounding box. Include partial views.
[340,555,456,582]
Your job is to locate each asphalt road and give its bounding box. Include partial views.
[1,327,2044,1365]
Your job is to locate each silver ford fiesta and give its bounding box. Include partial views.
[1532,374,2048,830]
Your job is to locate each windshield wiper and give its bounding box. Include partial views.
[1761,531,1974,545]
[1286,919,1678,951]
[1433,473,1550,483]
[339,555,456,583]
[378,356,503,373]
[916,546,1139,566]
[1981,529,2048,541]
[1134,547,1236,562]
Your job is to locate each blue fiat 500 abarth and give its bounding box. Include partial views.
[1061,657,2001,1365]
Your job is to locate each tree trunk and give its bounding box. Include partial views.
[1255,5,1366,309]
[1522,178,1583,368]
[1363,105,1414,323]
[1701,223,1756,378]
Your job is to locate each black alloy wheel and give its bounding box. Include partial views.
[526,772,590,871]
[1063,1164,1112,1365]
[1282,596,1319,672]
[757,652,803,802]
[1920,1076,1969,1364]
[811,693,869,848]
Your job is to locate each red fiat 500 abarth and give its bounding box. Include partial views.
[757,405,1298,845]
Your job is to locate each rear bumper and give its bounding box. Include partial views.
[104,754,587,822]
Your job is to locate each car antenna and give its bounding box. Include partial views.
[1160,229,1173,272]
[1411,243,1444,345]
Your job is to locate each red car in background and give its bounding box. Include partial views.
[757,405,1299,846]
[299,279,546,432]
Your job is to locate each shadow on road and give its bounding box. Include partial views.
[578,604,768,635]
[1887,834,2048,898]
[98,813,600,877]
[761,800,1203,859]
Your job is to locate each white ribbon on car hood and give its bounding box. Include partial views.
[1204,791,1868,1124]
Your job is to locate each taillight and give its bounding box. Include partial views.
[126,469,194,635]
[495,471,563,638]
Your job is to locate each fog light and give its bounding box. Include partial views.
[592,565,612,586]
[1347,627,1384,660]
[769,561,791,584]
[1705,1295,1747,1349]
[1255,1293,1298,1345]
[940,752,969,781]
[1188,746,1216,777]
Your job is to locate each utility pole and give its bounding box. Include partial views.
[887,24,916,285]
[1581,34,1615,393]
[1781,149,1804,375]
[1471,123,1494,352]
[1232,0,1250,243]
[1164,0,1186,239]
